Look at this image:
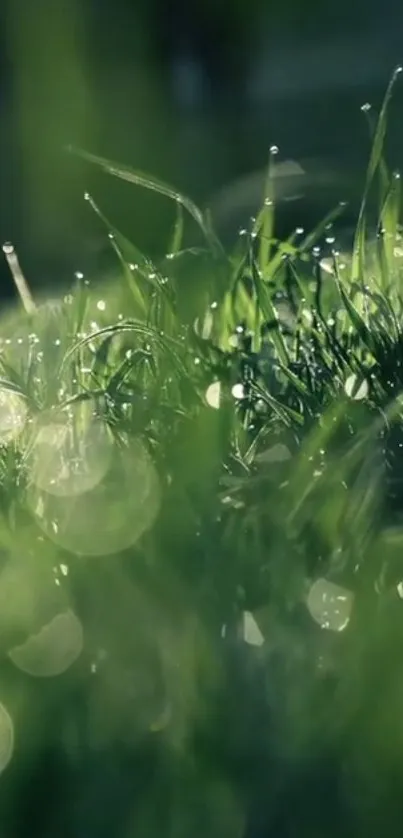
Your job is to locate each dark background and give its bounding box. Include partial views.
[1,0,403,298]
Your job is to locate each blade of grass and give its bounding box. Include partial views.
[70,146,222,253]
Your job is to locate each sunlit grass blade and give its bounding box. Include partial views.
[352,66,402,281]
[63,321,187,378]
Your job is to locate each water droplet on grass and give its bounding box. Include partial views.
[96,300,106,311]
[360,102,372,112]
[270,145,279,155]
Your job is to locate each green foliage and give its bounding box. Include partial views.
[1,69,403,836]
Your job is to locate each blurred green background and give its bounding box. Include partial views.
[1,0,403,295]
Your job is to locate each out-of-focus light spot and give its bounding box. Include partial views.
[150,703,171,733]
[96,300,106,311]
[228,334,240,349]
[194,310,213,340]
[29,436,160,556]
[26,403,113,497]
[205,381,221,409]
[345,374,368,400]
[0,389,28,443]
[8,610,83,677]
[307,578,353,631]
[255,443,291,464]
[231,383,246,400]
[0,704,14,774]
[301,308,313,326]
[243,612,264,646]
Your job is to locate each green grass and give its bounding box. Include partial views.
[0,69,403,836]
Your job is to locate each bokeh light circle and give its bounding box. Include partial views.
[8,610,83,677]
[307,577,354,631]
[28,435,160,556]
[26,401,113,497]
[0,704,14,774]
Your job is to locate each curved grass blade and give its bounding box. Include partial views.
[70,146,219,251]
[63,321,187,377]
[83,193,149,315]
[352,66,402,281]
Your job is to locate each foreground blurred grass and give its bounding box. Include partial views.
[0,70,403,837]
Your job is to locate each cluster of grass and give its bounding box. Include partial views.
[0,70,403,836]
